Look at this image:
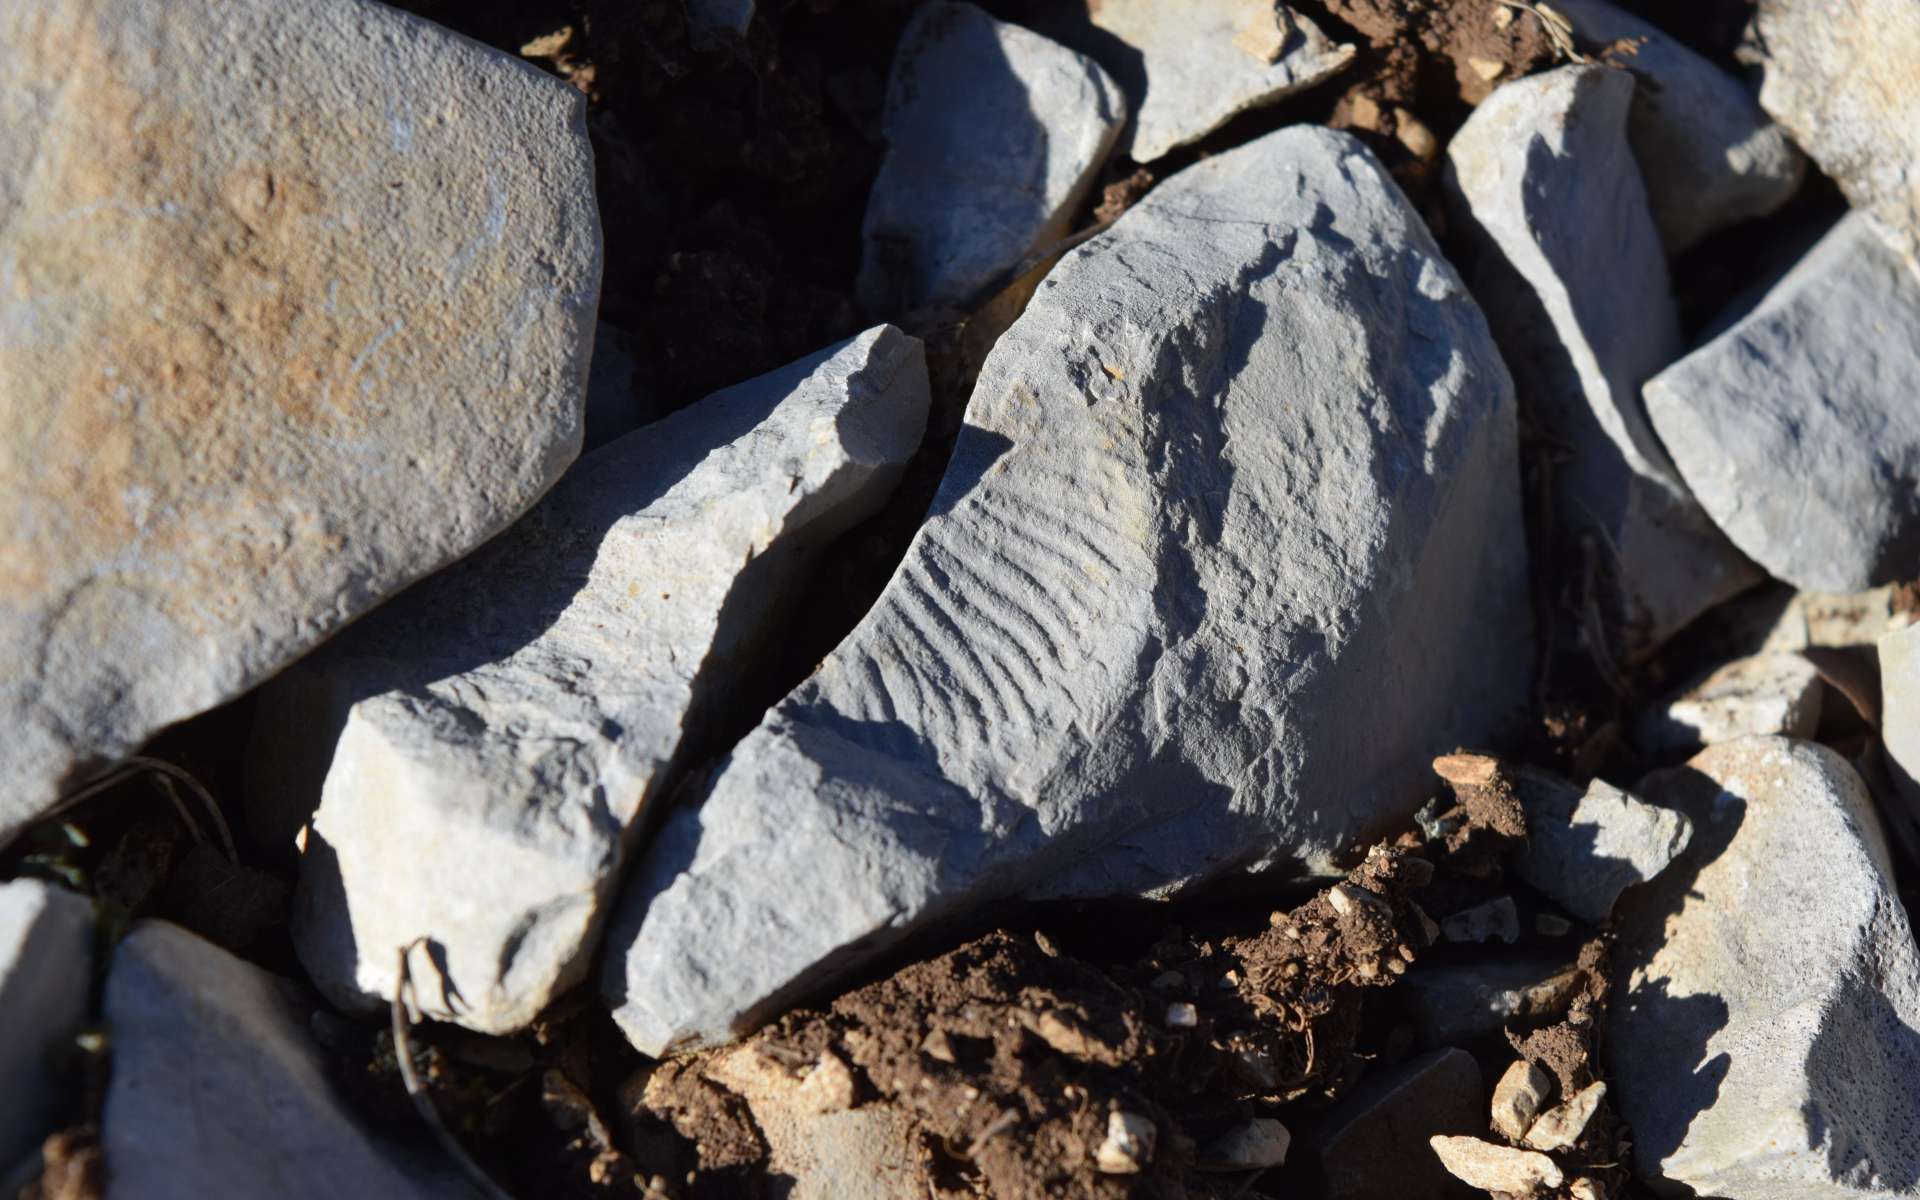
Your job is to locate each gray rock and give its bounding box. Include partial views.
[1089,0,1354,162]
[1637,652,1823,754]
[284,328,927,1034]
[0,0,600,845]
[1307,1048,1484,1200]
[1745,0,1920,276]
[1881,624,1920,818]
[582,323,656,453]
[856,3,1124,316]
[0,880,92,1167]
[102,921,467,1199]
[1511,768,1692,922]
[687,0,753,39]
[1402,959,1582,1047]
[1644,213,1920,592]
[606,125,1531,1055]
[1445,65,1760,653]
[1613,737,1920,1198]
[1555,0,1804,252]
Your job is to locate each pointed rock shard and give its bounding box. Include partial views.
[103,922,466,1199]
[1510,768,1692,922]
[285,328,928,1034]
[1444,66,1759,653]
[855,2,1124,316]
[0,880,92,1166]
[0,0,600,845]
[1553,0,1804,252]
[607,126,1531,1055]
[1089,0,1355,162]
[1613,738,1920,1198]
[1645,214,1920,592]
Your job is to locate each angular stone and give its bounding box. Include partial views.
[1199,1118,1290,1171]
[1613,737,1920,1198]
[1307,1049,1483,1199]
[1645,213,1920,592]
[607,126,1531,1055]
[1441,896,1519,945]
[855,3,1124,316]
[1763,586,1920,652]
[1430,1136,1564,1194]
[1746,0,1920,276]
[0,880,92,1167]
[1511,768,1692,922]
[284,328,927,1034]
[102,921,464,1199]
[1089,0,1354,162]
[1402,959,1581,1047]
[1490,1059,1553,1142]
[1637,652,1823,754]
[1879,624,1920,835]
[1445,65,1759,652]
[0,0,600,844]
[1555,0,1804,252]
[1524,1080,1605,1152]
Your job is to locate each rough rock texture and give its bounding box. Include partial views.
[1613,737,1920,1198]
[1089,0,1354,162]
[855,3,1123,316]
[1746,0,1920,275]
[1764,587,1920,652]
[1882,624,1920,818]
[1445,65,1758,653]
[287,329,927,1034]
[102,921,464,1199]
[607,125,1531,1055]
[0,0,600,844]
[0,879,92,1167]
[1430,1136,1564,1194]
[1305,1048,1483,1199]
[1511,769,1692,922]
[1645,213,1920,592]
[1555,0,1803,252]
[1402,959,1581,1046]
[1637,652,1823,754]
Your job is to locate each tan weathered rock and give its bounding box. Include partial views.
[0,0,600,842]
[1637,652,1823,754]
[1524,1080,1605,1151]
[1430,1135,1564,1194]
[1095,1110,1157,1174]
[1490,1059,1553,1142]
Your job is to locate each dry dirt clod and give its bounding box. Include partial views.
[1094,1110,1156,1174]
[1523,1081,1606,1151]
[1430,1134,1566,1193]
[794,1050,857,1115]
[1491,1060,1555,1141]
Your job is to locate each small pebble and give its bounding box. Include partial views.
[1095,1110,1157,1174]
[1525,1081,1606,1151]
[1165,1002,1199,1029]
[1490,1060,1554,1141]
[1198,1118,1291,1171]
[1469,56,1506,81]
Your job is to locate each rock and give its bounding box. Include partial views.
[687,0,753,40]
[1307,1049,1484,1199]
[1199,1118,1290,1171]
[606,125,1531,1055]
[1402,960,1581,1047]
[1442,896,1519,945]
[1644,213,1920,592]
[582,323,656,453]
[1445,65,1759,652]
[1637,652,1823,754]
[1884,624,1920,812]
[285,328,927,1034]
[1510,769,1693,922]
[1490,1059,1553,1141]
[700,1045,918,1200]
[1094,1110,1156,1174]
[1089,0,1354,162]
[1612,737,1920,1197]
[1430,1136,1565,1194]
[855,3,1124,316]
[1554,0,1804,252]
[1524,1081,1605,1152]
[0,880,92,1167]
[1763,586,1920,652]
[0,0,600,844]
[1745,0,1920,275]
[101,921,463,1199]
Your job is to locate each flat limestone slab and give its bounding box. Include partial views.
[855,2,1124,315]
[1636,652,1823,754]
[287,328,928,1034]
[0,879,92,1166]
[1613,738,1920,1198]
[607,125,1531,1055]
[1645,213,1920,592]
[1444,66,1759,652]
[0,0,600,844]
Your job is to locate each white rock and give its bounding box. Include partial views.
[1554,0,1804,251]
[0,0,599,845]
[699,1046,916,1200]
[1746,0,1920,275]
[1442,896,1520,945]
[1612,737,1920,1198]
[281,329,927,1035]
[1199,1118,1290,1171]
[102,922,464,1199]
[1089,0,1354,162]
[1095,1110,1156,1174]
[855,3,1124,315]
[606,126,1531,1054]
[1429,1135,1564,1194]
[1490,1059,1553,1141]
[1511,768,1691,922]
[1637,652,1823,754]
[0,880,92,1166]
[1880,624,1920,851]
[1524,1081,1605,1152]
[1445,65,1759,652]
[1644,213,1920,592]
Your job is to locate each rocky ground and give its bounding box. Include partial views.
[5,0,1920,1198]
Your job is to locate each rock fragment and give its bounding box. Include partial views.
[856,3,1124,316]
[1306,1049,1484,1199]
[281,328,926,1035]
[1089,0,1355,161]
[1523,1081,1605,1152]
[1637,652,1823,754]
[1613,737,1920,1197]
[0,880,92,1166]
[0,0,601,843]
[1644,213,1920,591]
[1198,1118,1290,1171]
[1094,1110,1156,1174]
[1510,769,1692,922]
[1883,624,1920,812]
[1762,586,1920,652]
[1490,1059,1553,1142]
[1442,896,1520,945]
[699,1046,918,1200]
[1402,960,1581,1047]
[1554,0,1804,251]
[607,126,1531,1054]
[1429,1135,1564,1194]
[1445,65,1759,652]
